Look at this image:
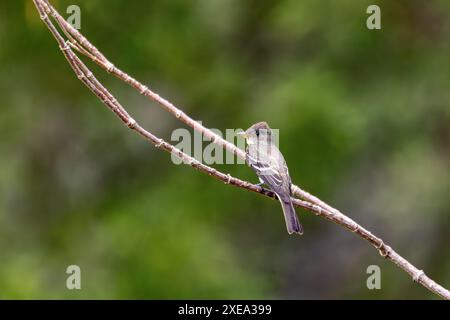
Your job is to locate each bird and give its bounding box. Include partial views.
[238,122,303,235]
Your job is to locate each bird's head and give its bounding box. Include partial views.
[238,121,272,145]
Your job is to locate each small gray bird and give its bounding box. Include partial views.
[239,122,303,235]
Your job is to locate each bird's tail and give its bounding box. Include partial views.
[277,193,303,235]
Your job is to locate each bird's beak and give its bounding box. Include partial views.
[237,131,248,138]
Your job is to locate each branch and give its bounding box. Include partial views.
[33,0,450,300]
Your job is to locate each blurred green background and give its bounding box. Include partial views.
[0,0,449,299]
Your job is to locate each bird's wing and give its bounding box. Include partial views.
[248,154,284,187]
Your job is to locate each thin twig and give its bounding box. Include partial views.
[33,0,450,300]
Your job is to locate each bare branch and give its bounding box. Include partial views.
[33,0,450,300]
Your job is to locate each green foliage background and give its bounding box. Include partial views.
[0,0,449,299]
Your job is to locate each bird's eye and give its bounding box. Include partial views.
[256,129,259,137]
